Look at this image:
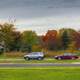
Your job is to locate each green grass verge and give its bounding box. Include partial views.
[0,67,80,80]
[0,58,80,63]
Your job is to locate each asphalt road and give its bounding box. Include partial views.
[0,63,80,67]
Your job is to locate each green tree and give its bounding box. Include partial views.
[21,31,39,52]
[59,28,78,50]
[10,31,22,51]
[0,23,15,51]
[61,30,70,50]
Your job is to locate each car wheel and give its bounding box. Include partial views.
[25,57,30,60]
[38,57,42,60]
[58,57,62,60]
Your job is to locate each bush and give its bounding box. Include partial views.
[0,48,4,54]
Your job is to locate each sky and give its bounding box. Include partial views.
[0,0,80,35]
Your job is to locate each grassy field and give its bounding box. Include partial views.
[0,58,80,63]
[0,67,80,80]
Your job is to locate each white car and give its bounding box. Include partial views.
[24,52,44,60]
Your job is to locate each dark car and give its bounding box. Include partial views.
[24,52,44,60]
[54,53,78,60]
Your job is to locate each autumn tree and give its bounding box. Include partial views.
[42,30,57,51]
[74,31,80,49]
[59,28,78,50]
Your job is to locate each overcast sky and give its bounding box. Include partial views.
[0,0,80,35]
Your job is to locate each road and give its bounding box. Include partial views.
[0,63,80,67]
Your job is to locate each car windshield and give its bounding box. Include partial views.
[30,52,43,55]
[64,53,73,56]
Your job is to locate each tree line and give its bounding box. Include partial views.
[0,23,80,54]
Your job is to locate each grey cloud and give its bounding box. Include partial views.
[0,0,80,19]
[0,0,80,8]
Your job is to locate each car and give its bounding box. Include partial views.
[24,52,44,60]
[54,53,79,60]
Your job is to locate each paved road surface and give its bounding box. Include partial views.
[0,63,80,67]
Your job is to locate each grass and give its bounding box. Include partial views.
[0,67,80,80]
[0,58,80,63]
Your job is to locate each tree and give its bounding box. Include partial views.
[61,30,70,50]
[74,31,80,49]
[10,31,22,51]
[0,23,15,51]
[42,30,57,50]
[21,31,39,52]
[58,28,78,50]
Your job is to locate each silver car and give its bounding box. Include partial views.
[24,52,44,60]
